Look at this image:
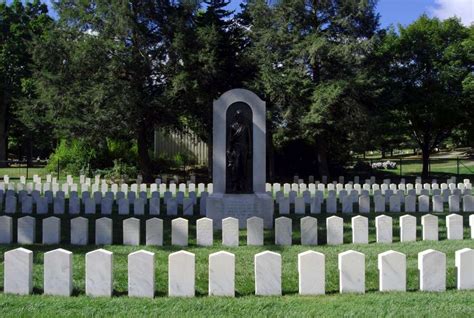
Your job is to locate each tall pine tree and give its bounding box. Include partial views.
[243,0,382,177]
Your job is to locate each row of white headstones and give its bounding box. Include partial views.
[3,247,474,297]
[1,174,471,195]
[1,214,473,246]
[2,173,465,186]
[3,191,474,217]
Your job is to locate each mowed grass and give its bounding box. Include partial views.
[0,167,50,179]
[0,211,473,316]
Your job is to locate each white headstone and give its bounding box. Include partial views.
[378,250,406,291]
[432,195,443,212]
[86,249,113,297]
[389,195,401,213]
[123,218,140,246]
[118,198,129,215]
[254,251,281,296]
[134,198,145,215]
[149,197,160,215]
[196,217,213,246]
[404,195,416,213]
[168,251,195,297]
[183,198,194,216]
[4,247,33,295]
[95,217,113,245]
[464,195,474,212]
[17,216,35,244]
[338,250,365,293]
[470,214,474,239]
[374,195,385,213]
[352,215,368,244]
[209,251,235,297]
[375,215,393,243]
[418,249,446,292]
[171,218,188,246]
[450,194,461,213]
[71,217,88,245]
[278,197,290,215]
[128,250,155,298]
[36,196,49,214]
[145,218,163,246]
[455,248,474,290]
[0,215,13,244]
[418,195,429,212]
[326,196,337,214]
[298,251,325,295]
[166,198,178,216]
[294,197,306,214]
[300,216,318,245]
[69,196,81,214]
[421,214,438,241]
[21,196,33,214]
[358,195,370,213]
[42,216,61,245]
[222,217,239,247]
[44,248,73,296]
[247,216,263,246]
[446,214,463,240]
[400,214,416,242]
[310,196,322,214]
[84,198,96,215]
[342,195,353,214]
[275,217,292,246]
[326,216,343,245]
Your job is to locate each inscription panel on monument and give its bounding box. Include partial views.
[223,196,256,220]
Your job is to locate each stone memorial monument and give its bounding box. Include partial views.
[207,89,274,228]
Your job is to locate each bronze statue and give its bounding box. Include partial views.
[226,109,252,193]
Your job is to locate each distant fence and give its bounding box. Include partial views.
[347,158,474,179]
[0,160,50,180]
[154,129,208,166]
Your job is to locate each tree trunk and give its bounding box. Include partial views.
[0,92,8,166]
[316,136,329,179]
[421,146,430,179]
[137,124,153,183]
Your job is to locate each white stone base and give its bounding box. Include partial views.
[206,193,273,229]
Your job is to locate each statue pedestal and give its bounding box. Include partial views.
[206,193,274,229]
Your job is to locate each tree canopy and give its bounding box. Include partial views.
[379,15,473,177]
[1,0,473,179]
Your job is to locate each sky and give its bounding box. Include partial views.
[7,0,474,27]
[223,0,474,27]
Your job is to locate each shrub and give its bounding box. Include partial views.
[46,139,94,175]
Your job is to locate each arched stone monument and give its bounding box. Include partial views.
[207,89,274,229]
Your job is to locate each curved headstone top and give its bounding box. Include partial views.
[213,88,266,194]
[214,88,265,110]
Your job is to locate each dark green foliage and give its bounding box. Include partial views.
[0,0,53,162]
[2,0,473,178]
[242,0,382,177]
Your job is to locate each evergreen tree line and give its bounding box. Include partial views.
[1,0,473,180]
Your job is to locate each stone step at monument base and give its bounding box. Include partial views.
[206,193,274,229]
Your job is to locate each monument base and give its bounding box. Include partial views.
[206,193,274,229]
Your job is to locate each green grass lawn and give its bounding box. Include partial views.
[372,158,474,177]
[0,210,473,317]
[0,167,50,179]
